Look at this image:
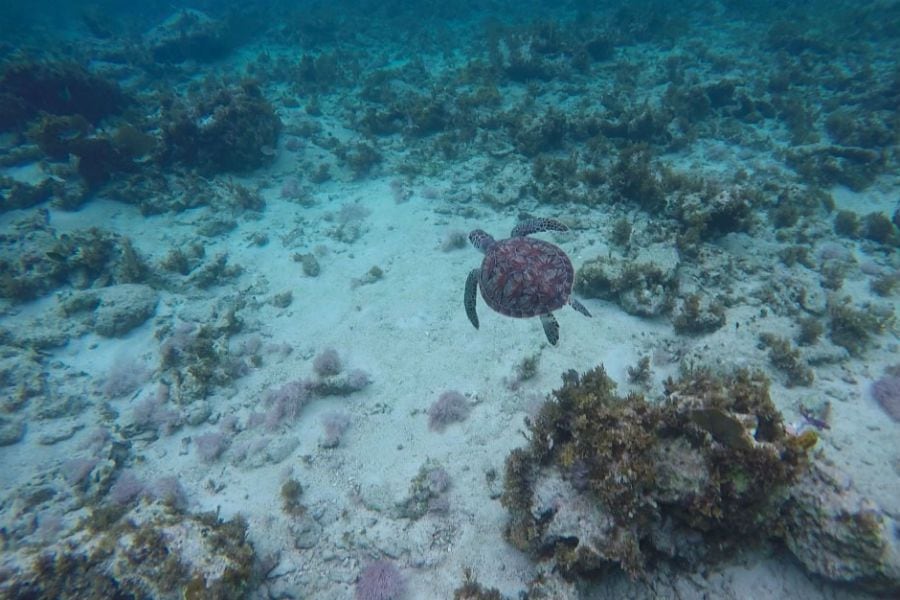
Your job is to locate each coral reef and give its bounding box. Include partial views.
[2,4,899,598]
[870,271,899,297]
[609,218,632,247]
[54,430,123,504]
[609,147,669,211]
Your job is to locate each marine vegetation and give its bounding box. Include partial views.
[501,364,814,578]
[826,296,894,356]
[161,82,281,174]
[758,333,814,387]
[452,568,505,600]
[672,293,726,335]
[0,60,127,130]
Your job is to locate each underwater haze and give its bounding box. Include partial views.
[0,1,899,598]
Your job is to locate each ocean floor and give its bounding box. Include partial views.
[0,2,899,599]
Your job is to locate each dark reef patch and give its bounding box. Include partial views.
[0,61,127,130]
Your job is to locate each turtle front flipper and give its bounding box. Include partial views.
[540,313,560,345]
[570,298,592,318]
[511,218,569,237]
[465,269,480,329]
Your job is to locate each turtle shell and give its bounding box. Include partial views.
[479,237,575,318]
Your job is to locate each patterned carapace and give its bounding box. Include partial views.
[464,218,591,345]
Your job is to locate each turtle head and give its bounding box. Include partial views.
[468,229,495,253]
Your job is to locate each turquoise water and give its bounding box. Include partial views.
[0,2,898,598]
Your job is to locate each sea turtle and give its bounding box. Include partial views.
[464,217,591,345]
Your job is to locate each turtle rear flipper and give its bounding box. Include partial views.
[540,313,559,345]
[511,218,569,237]
[570,298,592,318]
[465,269,480,329]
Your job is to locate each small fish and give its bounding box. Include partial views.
[57,128,84,142]
[799,404,830,430]
[46,251,67,262]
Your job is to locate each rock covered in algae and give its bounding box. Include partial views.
[500,363,896,587]
[0,501,258,599]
